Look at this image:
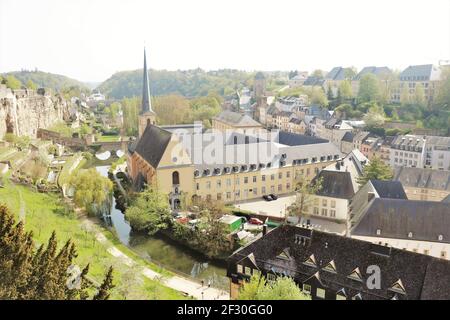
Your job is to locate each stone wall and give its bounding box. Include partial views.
[0,84,69,139]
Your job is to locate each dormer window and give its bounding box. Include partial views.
[348,267,363,282]
[232,166,239,173]
[303,254,317,267]
[408,232,413,238]
[438,234,443,241]
[376,229,381,235]
[323,260,337,273]
[336,288,347,300]
[389,279,406,295]
[352,293,363,300]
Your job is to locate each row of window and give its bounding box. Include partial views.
[196,173,292,190]
[394,158,418,167]
[200,184,292,201]
[313,207,337,218]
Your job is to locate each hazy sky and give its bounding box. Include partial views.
[1,0,449,82]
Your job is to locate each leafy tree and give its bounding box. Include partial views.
[414,83,426,107]
[435,67,450,109]
[287,176,322,221]
[153,94,192,125]
[339,80,353,99]
[26,79,37,90]
[310,87,328,106]
[400,84,410,106]
[327,83,334,101]
[68,168,113,216]
[357,157,393,186]
[239,274,310,300]
[358,74,380,103]
[5,75,22,90]
[195,200,230,257]
[0,204,113,299]
[94,266,115,300]
[125,186,171,235]
[363,104,386,128]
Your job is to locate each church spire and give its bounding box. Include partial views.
[141,48,153,114]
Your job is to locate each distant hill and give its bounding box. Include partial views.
[96,68,257,99]
[1,70,90,92]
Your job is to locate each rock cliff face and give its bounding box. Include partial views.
[0,85,69,138]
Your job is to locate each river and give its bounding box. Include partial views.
[95,165,229,290]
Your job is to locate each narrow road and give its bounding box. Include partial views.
[81,217,230,300]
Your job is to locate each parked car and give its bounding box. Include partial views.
[262,195,273,201]
[269,193,278,200]
[249,217,264,225]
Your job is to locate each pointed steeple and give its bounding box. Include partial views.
[141,48,153,114]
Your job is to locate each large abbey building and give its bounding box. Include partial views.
[127,50,342,210]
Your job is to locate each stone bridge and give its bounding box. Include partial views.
[92,140,129,152]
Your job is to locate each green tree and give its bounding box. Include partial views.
[414,83,426,107]
[239,274,310,300]
[358,74,380,103]
[357,157,393,186]
[310,87,328,106]
[400,84,410,106]
[26,79,37,90]
[339,80,353,100]
[195,200,230,257]
[435,67,450,109]
[93,266,115,300]
[363,104,386,128]
[125,186,171,235]
[327,83,334,101]
[68,168,113,216]
[5,75,22,90]
[287,176,322,222]
[0,204,113,300]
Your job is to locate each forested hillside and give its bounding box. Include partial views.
[96,68,256,98]
[1,70,90,92]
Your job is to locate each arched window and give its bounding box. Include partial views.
[172,171,180,185]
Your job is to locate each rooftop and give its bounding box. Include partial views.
[228,224,450,300]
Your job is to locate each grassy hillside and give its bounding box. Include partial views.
[96,68,256,99]
[2,70,90,92]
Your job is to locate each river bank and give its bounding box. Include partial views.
[95,165,230,291]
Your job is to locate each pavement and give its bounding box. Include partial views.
[236,194,297,219]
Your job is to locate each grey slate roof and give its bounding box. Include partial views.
[214,110,262,127]
[326,67,345,80]
[228,224,450,300]
[276,131,328,146]
[134,124,172,168]
[370,180,408,199]
[353,66,391,80]
[303,76,325,86]
[313,170,355,199]
[400,64,441,81]
[394,167,450,191]
[351,198,450,244]
[341,131,354,143]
